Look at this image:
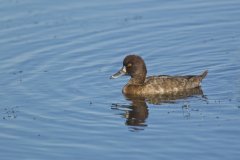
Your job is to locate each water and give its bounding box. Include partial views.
[0,0,240,159]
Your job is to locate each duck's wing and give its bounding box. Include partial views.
[145,70,208,90]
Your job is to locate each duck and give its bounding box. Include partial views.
[110,55,208,95]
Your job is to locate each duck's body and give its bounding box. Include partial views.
[111,55,208,96]
[123,72,207,95]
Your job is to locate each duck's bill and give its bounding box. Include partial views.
[110,66,127,79]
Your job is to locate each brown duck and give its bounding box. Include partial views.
[110,55,208,95]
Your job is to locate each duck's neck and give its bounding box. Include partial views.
[128,75,146,85]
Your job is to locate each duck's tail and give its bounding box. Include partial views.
[199,70,208,81]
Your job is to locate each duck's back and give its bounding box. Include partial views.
[143,70,208,94]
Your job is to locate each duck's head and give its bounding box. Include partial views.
[110,55,147,84]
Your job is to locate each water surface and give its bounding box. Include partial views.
[0,0,240,159]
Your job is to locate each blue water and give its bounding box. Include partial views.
[0,0,240,159]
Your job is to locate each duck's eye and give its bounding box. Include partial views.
[127,63,132,67]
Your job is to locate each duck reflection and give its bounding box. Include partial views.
[111,97,148,131]
[112,87,205,131]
